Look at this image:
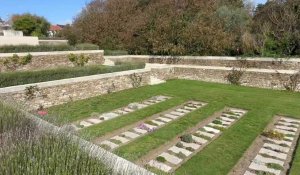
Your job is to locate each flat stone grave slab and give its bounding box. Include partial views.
[148,160,172,172]
[160,152,182,165]
[122,131,140,139]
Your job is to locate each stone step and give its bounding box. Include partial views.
[170,111,185,117]
[219,116,235,122]
[277,121,299,128]
[281,117,300,124]
[164,114,179,119]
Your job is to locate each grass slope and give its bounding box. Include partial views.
[49,79,300,175]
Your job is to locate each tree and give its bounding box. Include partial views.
[11,13,50,37]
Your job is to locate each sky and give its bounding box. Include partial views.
[0,0,267,25]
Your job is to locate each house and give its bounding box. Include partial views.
[0,18,12,36]
[48,24,65,37]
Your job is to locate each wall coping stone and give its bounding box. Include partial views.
[105,55,300,62]
[0,50,103,57]
[0,68,150,94]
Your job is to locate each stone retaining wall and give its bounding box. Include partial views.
[0,69,150,110]
[106,55,300,70]
[0,65,299,110]
[0,50,104,72]
[151,65,299,91]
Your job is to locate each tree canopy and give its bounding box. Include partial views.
[11,13,50,37]
[64,0,300,57]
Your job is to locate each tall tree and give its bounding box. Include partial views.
[11,13,50,37]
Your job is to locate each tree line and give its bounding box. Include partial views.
[63,0,299,57]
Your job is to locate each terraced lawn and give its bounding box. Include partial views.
[49,79,300,175]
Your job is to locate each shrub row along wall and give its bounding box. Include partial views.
[106,55,300,70]
[0,65,299,110]
[0,50,104,72]
[0,69,150,110]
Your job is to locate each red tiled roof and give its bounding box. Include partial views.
[50,25,63,31]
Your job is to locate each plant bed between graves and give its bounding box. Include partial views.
[73,95,171,129]
[96,101,207,151]
[230,116,300,175]
[143,108,247,173]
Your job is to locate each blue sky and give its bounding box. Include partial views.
[0,0,267,25]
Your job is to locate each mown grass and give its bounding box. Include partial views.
[0,62,145,88]
[49,79,300,175]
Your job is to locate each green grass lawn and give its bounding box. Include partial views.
[49,79,300,175]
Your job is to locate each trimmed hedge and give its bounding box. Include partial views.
[0,62,145,87]
[0,43,99,53]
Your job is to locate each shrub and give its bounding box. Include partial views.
[176,142,184,148]
[225,68,244,85]
[129,73,143,88]
[276,71,300,92]
[176,152,186,159]
[3,53,32,71]
[68,53,90,67]
[24,85,39,100]
[185,147,195,152]
[266,163,283,170]
[156,156,166,163]
[180,134,194,143]
[261,130,285,140]
[212,120,222,125]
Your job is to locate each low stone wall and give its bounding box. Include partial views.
[0,50,104,72]
[0,64,299,110]
[151,65,299,91]
[0,69,150,110]
[106,55,300,70]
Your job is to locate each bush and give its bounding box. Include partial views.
[3,54,32,71]
[176,142,184,148]
[156,156,166,163]
[0,63,145,88]
[0,44,98,53]
[262,130,285,140]
[68,53,90,66]
[180,134,194,143]
[104,50,128,56]
[225,68,244,85]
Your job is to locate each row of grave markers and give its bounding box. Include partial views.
[98,101,207,150]
[73,95,171,129]
[147,108,247,173]
[244,117,300,175]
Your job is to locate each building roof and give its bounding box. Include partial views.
[50,25,63,31]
